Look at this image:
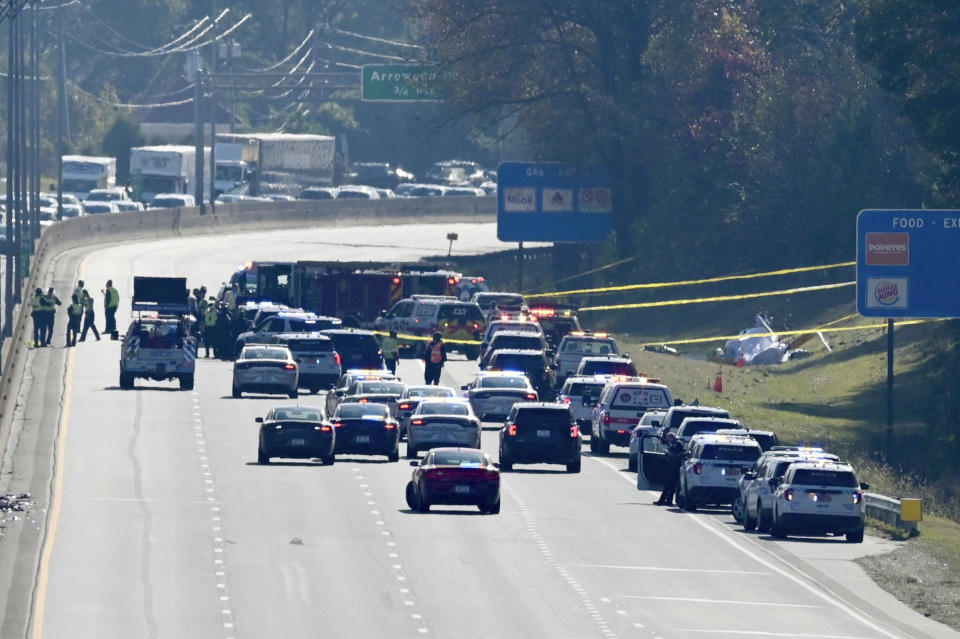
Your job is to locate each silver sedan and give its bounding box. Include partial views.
[232,345,299,399]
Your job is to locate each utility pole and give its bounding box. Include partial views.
[30,2,39,242]
[14,10,23,300]
[5,4,16,336]
[208,0,217,211]
[55,0,65,220]
[193,61,205,213]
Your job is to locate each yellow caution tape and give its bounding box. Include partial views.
[526,260,856,299]
[578,281,855,312]
[634,318,943,348]
[371,330,481,345]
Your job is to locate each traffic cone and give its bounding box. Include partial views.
[736,349,745,368]
[713,369,723,393]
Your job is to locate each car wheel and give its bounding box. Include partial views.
[757,503,770,533]
[387,447,400,463]
[416,491,430,513]
[479,495,501,514]
[499,454,513,472]
[846,526,864,543]
[309,385,320,395]
[321,453,335,466]
[232,385,241,399]
[731,496,744,523]
[119,371,133,390]
[288,389,298,399]
[405,482,419,510]
[179,374,194,391]
[627,453,637,472]
[257,445,269,465]
[676,488,687,510]
[406,444,417,460]
[566,459,581,473]
[743,504,758,531]
[684,487,697,512]
[771,511,788,539]
[589,435,598,453]
[465,347,479,361]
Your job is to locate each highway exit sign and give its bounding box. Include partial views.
[857,209,960,318]
[361,65,443,102]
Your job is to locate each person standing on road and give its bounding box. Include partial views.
[102,280,120,339]
[381,330,400,374]
[73,279,85,303]
[203,299,218,358]
[42,288,62,347]
[79,288,101,342]
[66,295,83,347]
[215,304,232,359]
[654,430,684,506]
[423,332,446,385]
[30,288,44,347]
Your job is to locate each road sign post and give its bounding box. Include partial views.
[361,65,443,102]
[496,162,613,243]
[857,209,960,456]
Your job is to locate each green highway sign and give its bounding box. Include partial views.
[361,64,444,102]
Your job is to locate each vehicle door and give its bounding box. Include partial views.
[638,431,672,486]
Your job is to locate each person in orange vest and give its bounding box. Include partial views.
[423,332,446,385]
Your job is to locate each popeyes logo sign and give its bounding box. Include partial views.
[865,233,909,266]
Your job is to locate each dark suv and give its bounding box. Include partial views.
[499,403,581,473]
[321,328,384,370]
[486,349,554,397]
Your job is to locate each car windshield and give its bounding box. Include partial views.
[419,402,469,416]
[667,409,730,429]
[792,469,859,487]
[285,339,333,352]
[476,294,525,309]
[408,388,454,398]
[610,387,671,410]
[580,361,637,376]
[326,333,380,353]
[243,347,288,360]
[680,420,739,437]
[562,339,616,355]
[273,407,322,421]
[699,444,761,462]
[479,376,529,389]
[356,382,404,395]
[491,336,542,350]
[431,450,487,466]
[514,409,571,427]
[337,404,389,419]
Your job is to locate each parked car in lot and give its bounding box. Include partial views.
[256,405,335,465]
[499,402,581,473]
[328,402,400,462]
[405,448,500,514]
[406,398,481,459]
[232,345,298,398]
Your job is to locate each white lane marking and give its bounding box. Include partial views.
[676,632,875,639]
[586,455,910,639]
[621,595,820,609]
[574,563,771,576]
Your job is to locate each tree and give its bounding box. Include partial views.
[102,114,144,184]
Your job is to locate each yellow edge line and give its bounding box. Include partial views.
[31,256,85,639]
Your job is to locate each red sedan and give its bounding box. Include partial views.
[405,448,500,514]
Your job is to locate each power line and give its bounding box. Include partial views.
[68,80,194,108]
[324,42,409,62]
[328,26,422,50]
[239,28,314,73]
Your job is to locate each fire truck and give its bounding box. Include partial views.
[289,262,401,327]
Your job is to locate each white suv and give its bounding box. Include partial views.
[740,448,840,532]
[769,460,868,543]
[590,379,673,454]
[677,433,762,511]
[556,375,609,430]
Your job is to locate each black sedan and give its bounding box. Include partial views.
[257,405,334,465]
[405,448,500,514]
[329,402,400,462]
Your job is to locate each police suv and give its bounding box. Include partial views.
[553,332,621,382]
[556,375,609,431]
[769,460,868,543]
[676,433,762,511]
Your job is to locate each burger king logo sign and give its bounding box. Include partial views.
[866,278,908,309]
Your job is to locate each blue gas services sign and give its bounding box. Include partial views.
[496,162,614,242]
[856,209,960,318]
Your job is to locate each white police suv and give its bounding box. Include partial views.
[769,460,869,543]
[676,433,762,511]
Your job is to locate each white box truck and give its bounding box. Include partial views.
[61,155,117,201]
[217,133,336,196]
[130,145,199,205]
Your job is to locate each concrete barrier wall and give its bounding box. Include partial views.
[0,196,495,459]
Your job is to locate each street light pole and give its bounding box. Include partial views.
[5,5,16,336]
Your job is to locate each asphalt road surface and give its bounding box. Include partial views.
[2,221,957,639]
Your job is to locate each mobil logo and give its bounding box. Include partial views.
[867,278,908,309]
[865,232,909,266]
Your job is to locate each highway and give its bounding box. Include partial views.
[1,220,956,639]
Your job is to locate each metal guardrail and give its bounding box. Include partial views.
[864,493,920,534]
